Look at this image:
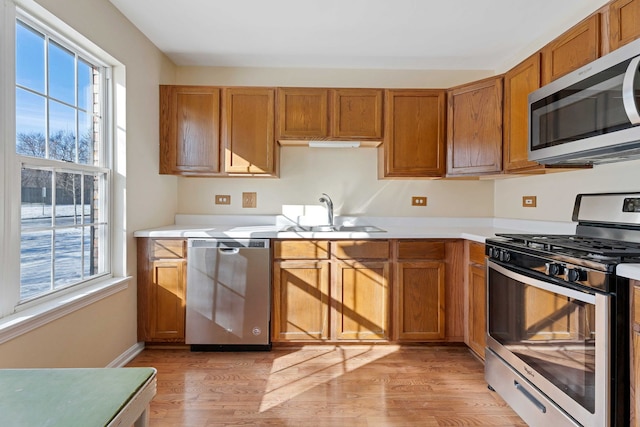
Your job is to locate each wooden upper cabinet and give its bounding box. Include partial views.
[277,88,328,139]
[542,14,601,85]
[331,89,383,139]
[447,77,503,176]
[222,87,276,175]
[503,53,541,172]
[277,88,383,143]
[159,85,221,175]
[382,89,446,178]
[608,0,640,51]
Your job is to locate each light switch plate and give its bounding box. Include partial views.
[242,192,257,208]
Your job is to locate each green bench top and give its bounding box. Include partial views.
[0,367,156,427]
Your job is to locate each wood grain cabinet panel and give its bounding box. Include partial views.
[395,261,445,340]
[608,0,640,51]
[382,89,446,177]
[334,260,390,340]
[466,241,486,359]
[137,238,187,343]
[632,281,640,426]
[274,240,330,260]
[503,53,542,172]
[447,77,503,176]
[272,260,330,342]
[277,88,328,139]
[222,87,276,175]
[542,14,600,84]
[331,89,383,139]
[159,85,221,175]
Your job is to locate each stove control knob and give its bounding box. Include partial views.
[567,268,587,282]
[499,250,511,262]
[548,263,564,276]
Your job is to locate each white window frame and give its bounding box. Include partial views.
[0,0,128,343]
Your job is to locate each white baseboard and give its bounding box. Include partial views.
[108,341,145,367]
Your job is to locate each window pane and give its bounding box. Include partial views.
[16,21,45,93]
[54,228,83,287]
[16,88,46,157]
[78,59,92,111]
[55,172,82,226]
[48,41,75,105]
[83,173,97,223]
[49,100,76,162]
[21,168,52,229]
[20,230,52,300]
[78,111,95,165]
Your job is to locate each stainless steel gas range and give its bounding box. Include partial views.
[484,192,640,427]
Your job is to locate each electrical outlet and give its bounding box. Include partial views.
[242,192,257,208]
[412,196,427,207]
[522,196,537,207]
[215,195,231,205]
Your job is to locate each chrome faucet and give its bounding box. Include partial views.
[319,193,334,227]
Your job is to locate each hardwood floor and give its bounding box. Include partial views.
[127,345,525,426]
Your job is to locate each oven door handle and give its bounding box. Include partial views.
[488,261,596,304]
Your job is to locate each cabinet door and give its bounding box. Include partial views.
[395,261,445,341]
[277,88,328,139]
[503,53,541,172]
[447,77,503,176]
[383,90,446,177]
[331,89,383,139]
[542,14,600,84]
[149,259,186,341]
[272,260,330,341]
[222,87,276,174]
[467,263,486,359]
[334,260,389,340]
[608,0,640,51]
[159,85,221,174]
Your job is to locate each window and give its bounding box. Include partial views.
[14,15,111,303]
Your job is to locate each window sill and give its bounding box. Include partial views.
[0,277,130,345]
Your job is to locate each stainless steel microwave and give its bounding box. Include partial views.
[528,37,640,165]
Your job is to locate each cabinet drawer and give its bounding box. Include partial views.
[396,240,445,260]
[333,240,389,259]
[469,241,486,265]
[274,240,330,260]
[151,239,185,259]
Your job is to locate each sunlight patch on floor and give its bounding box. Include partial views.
[259,345,400,412]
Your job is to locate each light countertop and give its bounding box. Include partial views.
[133,215,576,244]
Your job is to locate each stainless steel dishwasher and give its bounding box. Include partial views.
[186,238,271,351]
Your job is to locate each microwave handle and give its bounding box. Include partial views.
[623,55,640,124]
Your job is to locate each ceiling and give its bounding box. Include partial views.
[109,0,607,71]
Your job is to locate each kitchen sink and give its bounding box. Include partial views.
[279,225,386,233]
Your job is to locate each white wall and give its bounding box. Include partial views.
[494,159,640,221]
[1,0,177,368]
[179,147,494,217]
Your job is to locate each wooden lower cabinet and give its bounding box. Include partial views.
[272,260,330,341]
[466,241,486,359]
[137,238,187,343]
[395,261,445,340]
[335,260,390,340]
[631,281,640,426]
[272,240,390,343]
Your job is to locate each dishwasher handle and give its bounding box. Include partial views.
[219,247,240,254]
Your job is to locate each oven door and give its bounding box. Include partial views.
[486,261,610,427]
